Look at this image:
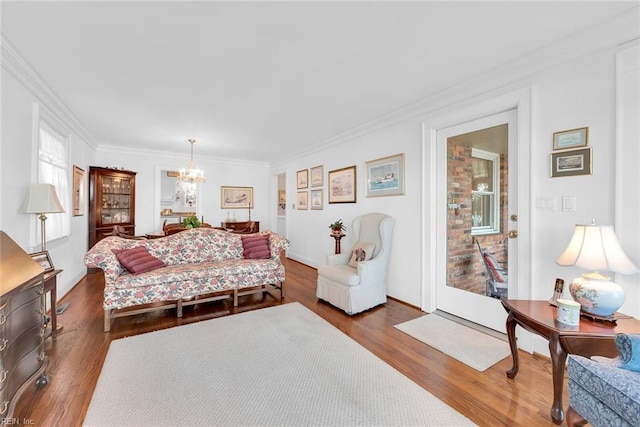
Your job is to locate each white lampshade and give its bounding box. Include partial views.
[556,222,638,318]
[556,224,637,274]
[22,183,65,252]
[22,184,65,214]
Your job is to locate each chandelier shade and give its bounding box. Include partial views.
[177,139,206,184]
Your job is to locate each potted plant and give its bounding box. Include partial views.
[329,219,346,235]
[182,215,202,229]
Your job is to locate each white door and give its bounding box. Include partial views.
[435,109,518,332]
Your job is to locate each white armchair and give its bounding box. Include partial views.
[316,213,394,315]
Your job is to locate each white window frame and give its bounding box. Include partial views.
[471,148,500,236]
[30,103,71,248]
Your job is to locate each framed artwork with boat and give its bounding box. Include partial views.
[365,153,405,197]
[221,186,253,209]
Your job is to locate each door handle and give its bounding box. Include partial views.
[508,230,518,239]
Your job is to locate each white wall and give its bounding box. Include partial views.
[94,150,271,235]
[1,66,95,299]
[274,21,640,324]
[278,121,421,304]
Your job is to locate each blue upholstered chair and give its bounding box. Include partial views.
[567,337,640,427]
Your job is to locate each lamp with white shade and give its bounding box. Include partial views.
[22,183,65,251]
[555,220,638,320]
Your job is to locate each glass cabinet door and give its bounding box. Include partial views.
[100,175,133,226]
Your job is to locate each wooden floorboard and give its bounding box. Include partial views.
[15,258,564,426]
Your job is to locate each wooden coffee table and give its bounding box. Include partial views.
[501,299,640,425]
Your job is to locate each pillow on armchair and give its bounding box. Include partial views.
[616,333,640,373]
[348,241,375,268]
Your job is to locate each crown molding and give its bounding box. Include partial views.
[96,144,269,168]
[1,35,99,150]
[272,6,640,169]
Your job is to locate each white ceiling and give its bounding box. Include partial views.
[1,1,637,163]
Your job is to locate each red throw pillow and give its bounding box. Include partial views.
[241,235,271,259]
[112,247,165,274]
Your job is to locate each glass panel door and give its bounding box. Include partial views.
[436,109,517,332]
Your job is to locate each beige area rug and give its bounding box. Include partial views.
[84,302,475,426]
[395,314,511,372]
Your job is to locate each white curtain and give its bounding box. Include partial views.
[38,123,70,242]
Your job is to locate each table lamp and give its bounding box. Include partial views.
[555,221,638,319]
[22,183,65,251]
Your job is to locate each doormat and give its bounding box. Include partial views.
[395,313,511,372]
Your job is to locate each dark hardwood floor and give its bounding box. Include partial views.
[16,258,564,426]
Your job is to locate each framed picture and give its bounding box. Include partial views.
[30,251,54,273]
[278,190,286,203]
[548,278,565,307]
[221,186,253,209]
[73,165,85,216]
[310,165,324,187]
[550,148,592,178]
[297,191,308,210]
[365,153,405,197]
[310,189,323,210]
[296,169,308,189]
[553,127,588,150]
[328,165,356,204]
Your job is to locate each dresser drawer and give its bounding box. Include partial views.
[0,345,44,402]
[0,323,42,374]
[0,296,41,343]
[0,284,41,318]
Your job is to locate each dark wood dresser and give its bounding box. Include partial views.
[0,231,49,418]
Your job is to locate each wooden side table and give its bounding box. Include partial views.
[330,233,346,254]
[501,299,640,425]
[43,269,63,340]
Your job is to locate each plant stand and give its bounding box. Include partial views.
[331,233,346,254]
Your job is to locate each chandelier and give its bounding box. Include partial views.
[177,139,206,183]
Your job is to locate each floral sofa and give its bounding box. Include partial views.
[84,228,289,332]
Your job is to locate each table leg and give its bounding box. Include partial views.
[549,331,567,425]
[505,311,519,378]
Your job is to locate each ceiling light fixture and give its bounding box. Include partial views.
[177,139,206,184]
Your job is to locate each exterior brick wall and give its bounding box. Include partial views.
[447,141,508,296]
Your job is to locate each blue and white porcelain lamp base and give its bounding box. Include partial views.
[568,271,625,319]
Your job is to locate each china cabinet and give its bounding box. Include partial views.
[88,167,136,248]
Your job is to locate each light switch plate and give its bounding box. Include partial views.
[536,196,556,212]
[562,196,576,213]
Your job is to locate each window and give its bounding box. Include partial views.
[471,148,500,235]
[38,121,70,243]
